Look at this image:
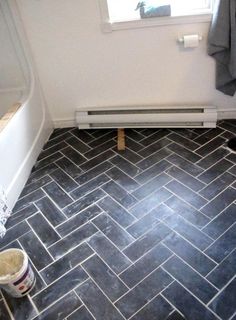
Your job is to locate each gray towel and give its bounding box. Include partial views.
[208,0,236,96]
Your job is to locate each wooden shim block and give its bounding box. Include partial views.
[117,128,125,151]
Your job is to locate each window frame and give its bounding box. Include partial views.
[99,0,213,33]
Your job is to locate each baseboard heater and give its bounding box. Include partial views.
[76,105,217,129]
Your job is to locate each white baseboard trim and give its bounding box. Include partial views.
[53,118,75,128]
[217,109,236,120]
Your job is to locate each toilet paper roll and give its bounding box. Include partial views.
[183,35,199,48]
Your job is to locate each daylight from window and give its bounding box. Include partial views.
[107,0,212,22]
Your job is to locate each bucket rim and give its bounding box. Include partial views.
[0,248,28,284]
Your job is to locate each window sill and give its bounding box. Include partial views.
[101,13,212,33]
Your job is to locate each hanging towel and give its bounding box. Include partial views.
[208,0,236,96]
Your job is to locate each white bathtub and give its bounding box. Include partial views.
[0,0,53,209]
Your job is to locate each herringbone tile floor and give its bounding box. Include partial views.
[1,121,236,320]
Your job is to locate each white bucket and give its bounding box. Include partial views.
[0,249,35,298]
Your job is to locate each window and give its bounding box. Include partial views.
[100,0,213,32]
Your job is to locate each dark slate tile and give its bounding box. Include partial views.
[166,166,205,192]
[163,282,217,320]
[49,223,98,259]
[85,139,116,159]
[28,212,60,247]
[115,268,173,319]
[0,221,30,249]
[163,214,213,251]
[89,129,113,139]
[20,176,52,198]
[198,159,233,184]
[57,205,102,237]
[38,141,68,161]
[165,196,210,228]
[132,173,172,200]
[165,180,207,209]
[130,295,173,320]
[137,148,172,170]
[139,138,171,157]
[120,243,172,288]
[201,187,236,218]
[209,278,236,320]
[67,306,94,320]
[34,152,63,171]
[65,136,91,154]
[203,204,236,239]
[166,311,185,320]
[194,128,224,145]
[88,232,131,274]
[80,150,115,171]
[33,291,82,320]
[106,167,139,192]
[167,143,201,163]
[27,163,58,185]
[167,153,204,177]
[135,159,172,184]
[28,262,46,296]
[127,204,174,239]
[49,127,73,141]
[0,300,11,320]
[205,223,236,263]
[82,255,128,302]
[71,174,110,200]
[40,243,94,285]
[110,155,141,177]
[125,137,143,152]
[71,128,94,143]
[167,133,199,150]
[63,189,105,218]
[98,196,136,228]
[226,152,236,163]
[195,136,225,157]
[174,128,198,140]
[61,146,87,166]
[229,165,236,176]
[47,130,72,145]
[76,161,113,185]
[140,128,159,137]
[6,204,38,228]
[13,189,45,213]
[114,147,143,164]
[49,168,78,192]
[43,182,73,209]
[199,172,235,200]
[36,197,66,226]
[2,292,37,320]
[55,156,82,179]
[163,233,216,276]
[102,180,137,209]
[163,256,217,304]
[219,121,236,134]
[123,223,172,262]
[140,129,170,146]
[19,231,53,271]
[197,147,230,169]
[88,130,116,148]
[76,279,124,320]
[125,129,145,141]
[92,213,134,250]
[130,188,172,219]
[33,266,88,312]
[207,249,236,289]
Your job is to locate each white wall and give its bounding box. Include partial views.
[0,8,25,90]
[17,0,236,123]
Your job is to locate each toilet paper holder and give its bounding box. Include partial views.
[178,34,203,44]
